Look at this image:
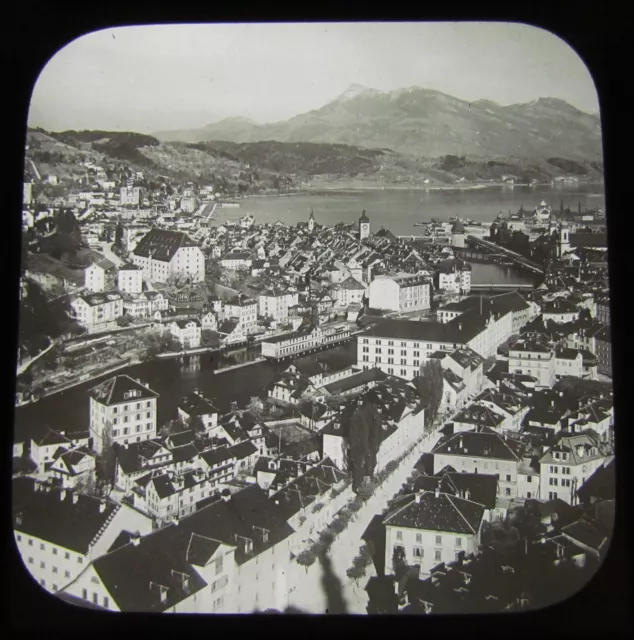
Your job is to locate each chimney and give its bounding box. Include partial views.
[130,532,141,546]
[434,486,440,499]
[72,493,80,504]
[60,489,67,501]
[459,436,464,450]
[99,500,107,513]
[221,488,231,502]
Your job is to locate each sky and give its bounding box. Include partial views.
[28,22,600,134]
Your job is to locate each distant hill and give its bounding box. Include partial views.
[153,86,603,162]
[25,127,603,196]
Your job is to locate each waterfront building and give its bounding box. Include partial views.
[367,273,431,313]
[169,319,202,349]
[132,229,205,284]
[261,325,352,359]
[224,296,258,334]
[435,258,471,294]
[178,390,219,432]
[451,220,466,249]
[84,258,117,293]
[13,477,153,597]
[88,375,160,454]
[71,291,124,333]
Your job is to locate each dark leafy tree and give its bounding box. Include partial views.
[348,399,383,492]
[416,359,444,426]
[392,546,409,581]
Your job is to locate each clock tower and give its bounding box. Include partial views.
[359,209,370,240]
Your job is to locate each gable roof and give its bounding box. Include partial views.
[89,375,159,406]
[383,491,485,535]
[432,428,523,462]
[12,478,122,555]
[133,228,198,262]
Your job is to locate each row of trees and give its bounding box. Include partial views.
[414,359,445,428]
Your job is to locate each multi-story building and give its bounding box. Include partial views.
[595,295,610,326]
[117,263,143,294]
[84,258,117,293]
[508,334,555,388]
[178,390,219,432]
[132,229,205,284]
[368,274,431,313]
[435,259,472,294]
[58,484,295,613]
[541,299,579,324]
[220,251,253,270]
[224,296,258,334]
[383,488,485,578]
[169,319,202,349]
[539,430,609,504]
[554,347,584,378]
[330,276,366,308]
[120,187,143,207]
[359,303,513,380]
[591,325,612,377]
[431,427,523,499]
[261,325,352,360]
[258,289,298,322]
[13,478,153,597]
[180,195,198,213]
[88,375,160,454]
[71,292,124,333]
[122,291,169,319]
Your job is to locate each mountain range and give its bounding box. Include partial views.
[154,85,603,162]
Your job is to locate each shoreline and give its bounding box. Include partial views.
[243,180,605,198]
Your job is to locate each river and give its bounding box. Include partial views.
[215,183,605,237]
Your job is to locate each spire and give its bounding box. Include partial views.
[310,209,314,220]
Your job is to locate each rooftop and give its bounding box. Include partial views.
[89,375,159,406]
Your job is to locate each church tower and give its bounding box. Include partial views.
[558,222,571,258]
[451,219,466,249]
[359,209,370,240]
[308,209,315,234]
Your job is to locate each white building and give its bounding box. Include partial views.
[132,229,205,284]
[330,276,366,309]
[169,319,202,349]
[224,296,258,334]
[508,334,555,389]
[220,252,253,270]
[538,430,609,504]
[117,263,143,294]
[178,390,219,432]
[435,259,472,294]
[431,428,523,499]
[368,274,431,313]
[384,488,485,578]
[120,187,143,206]
[258,290,299,322]
[58,485,295,614]
[88,375,160,454]
[13,478,153,597]
[84,258,117,293]
[71,292,124,333]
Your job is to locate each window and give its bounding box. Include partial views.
[28,539,33,546]
[455,537,462,548]
[505,488,511,496]
[435,550,442,562]
[215,555,223,575]
[527,476,532,483]
[40,543,45,551]
[413,547,423,558]
[78,557,83,564]
[40,580,46,588]
[28,557,33,564]
[396,530,403,541]
[65,552,70,559]
[40,561,45,569]
[52,566,58,574]
[435,535,442,545]
[103,596,109,608]
[52,548,58,555]
[505,474,511,482]
[82,589,88,600]
[65,570,70,578]
[416,533,422,543]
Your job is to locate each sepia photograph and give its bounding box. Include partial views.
[12,21,613,615]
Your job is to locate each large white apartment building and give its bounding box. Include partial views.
[358,300,513,380]
[132,229,205,284]
[368,273,431,313]
[88,375,160,454]
[71,292,124,333]
[13,478,152,598]
[508,334,556,388]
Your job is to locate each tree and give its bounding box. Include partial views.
[95,424,117,498]
[116,314,133,328]
[347,399,383,492]
[392,546,409,581]
[416,360,444,427]
[247,396,264,420]
[296,549,317,570]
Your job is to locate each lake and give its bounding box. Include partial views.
[216,183,605,237]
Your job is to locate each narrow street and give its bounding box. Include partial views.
[286,427,442,614]
[98,242,125,268]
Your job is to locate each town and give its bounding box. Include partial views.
[13,158,614,614]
